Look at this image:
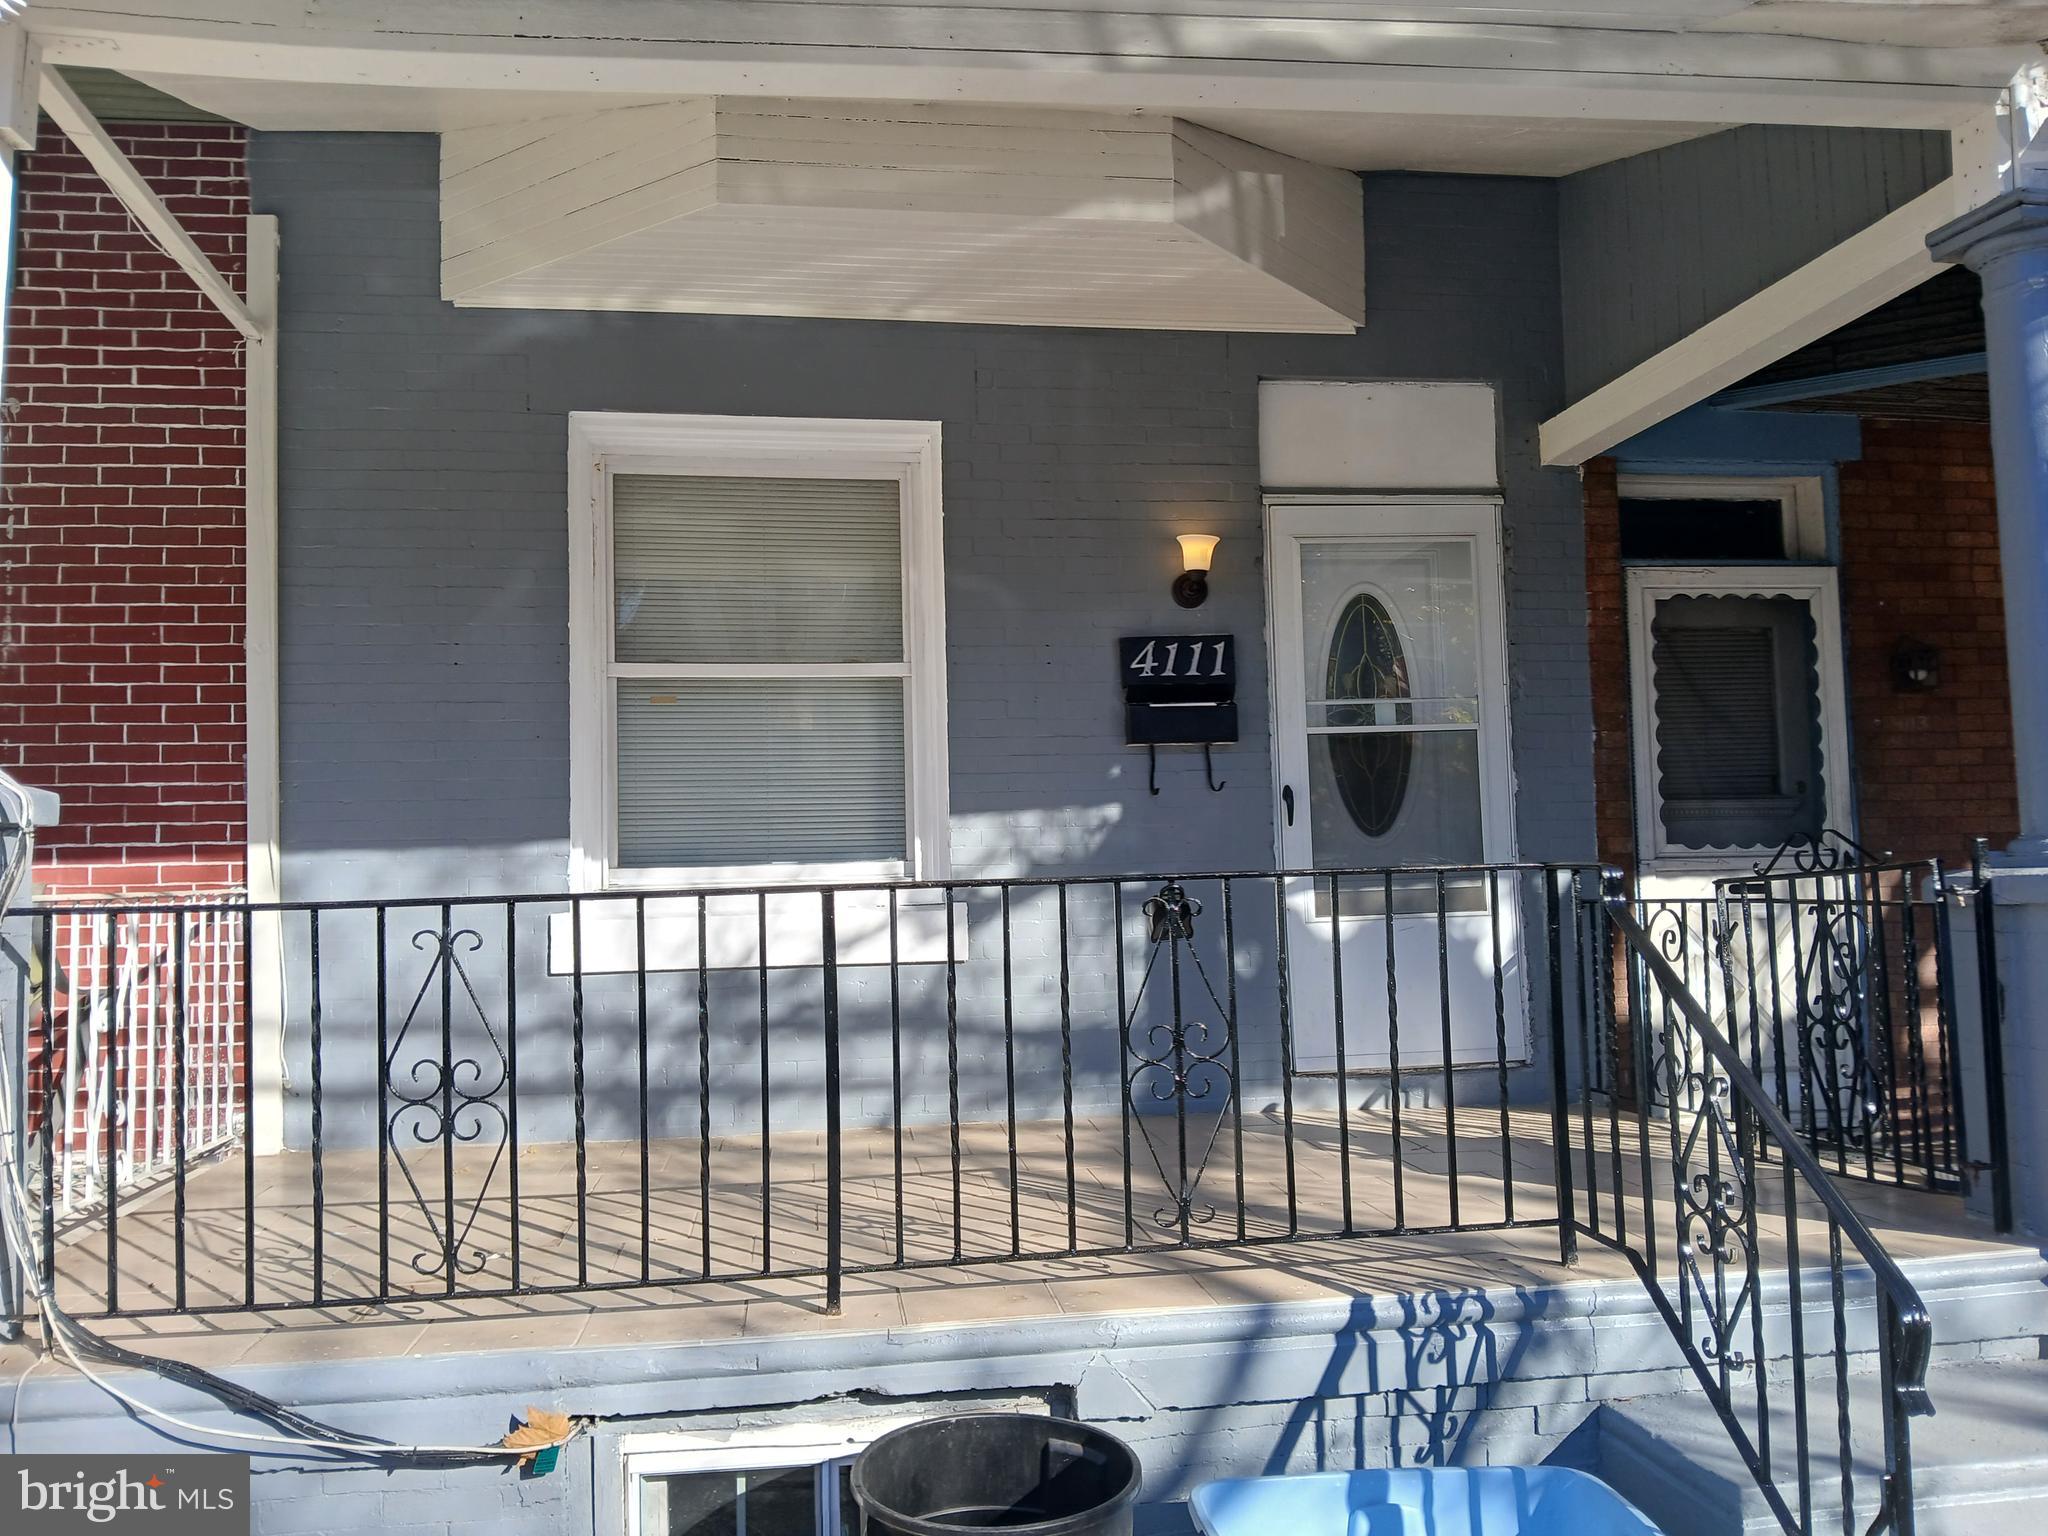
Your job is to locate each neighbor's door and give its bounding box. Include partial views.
[1267,499,1523,1072]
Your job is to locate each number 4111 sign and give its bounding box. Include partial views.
[1119,633,1237,746]
[1123,636,1231,680]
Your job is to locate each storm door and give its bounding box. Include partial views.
[1267,500,1522,1071]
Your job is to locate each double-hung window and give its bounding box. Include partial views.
[569,414,949,890]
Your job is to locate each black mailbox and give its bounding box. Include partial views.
[1120,634,1238,746]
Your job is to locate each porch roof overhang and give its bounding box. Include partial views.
[23,0,2030,135]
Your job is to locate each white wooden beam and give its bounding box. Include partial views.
[0,21,39,151]
[25,0,2015,131]
[37,64,262,340]
[1538,179,1963,468]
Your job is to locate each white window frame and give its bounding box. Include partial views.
[1616,473,1828,561]
[568,412,950,891]
[1625,564,1851,877]
[618,1403,1049,1536]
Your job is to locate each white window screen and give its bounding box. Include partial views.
[610,473,910,872]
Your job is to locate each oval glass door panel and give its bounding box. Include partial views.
[1325,593,1411,837]
[1301,540,1484,873]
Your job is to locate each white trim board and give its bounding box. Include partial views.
[566,412,950,894]
[1539,178,1961,467]
[243,215,286,1157]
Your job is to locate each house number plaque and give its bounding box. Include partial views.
[1119,634,1238,746]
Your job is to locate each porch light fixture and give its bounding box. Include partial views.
[1891,637,1941,694]
[1173,534,1219,608]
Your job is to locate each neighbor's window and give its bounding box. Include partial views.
[1616,475,1827,563]
[568,415,949,889]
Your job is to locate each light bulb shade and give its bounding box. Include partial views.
[1177,533,1219,574]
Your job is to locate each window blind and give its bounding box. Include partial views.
[613,474,903,666]
[615,679,907,867]
[1651,627,1781,799]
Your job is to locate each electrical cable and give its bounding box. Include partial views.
[0,773,573,1465]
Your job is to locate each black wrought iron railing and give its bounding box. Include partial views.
[1711,832,1977,1194]
[4,862,1600,1321]
[1566,880,1935,1536]
[1610,833,1995,1204]
[2,854,1977,1535]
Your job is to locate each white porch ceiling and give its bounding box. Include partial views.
[441,99,1366,332]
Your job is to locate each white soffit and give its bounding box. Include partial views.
[1259,381,1499,490]
[440,99,1365,333]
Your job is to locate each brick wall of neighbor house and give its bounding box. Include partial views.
[1837,419,2017,868]
[0,118,249,899]
[1582,457,1632,878]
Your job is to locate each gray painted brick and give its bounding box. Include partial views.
[249,132,1594,1147]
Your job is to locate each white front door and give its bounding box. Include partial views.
[1267,499,1522,1072]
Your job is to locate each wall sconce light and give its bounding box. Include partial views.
[1891,637,1941,693]
[1173,534,1219,608]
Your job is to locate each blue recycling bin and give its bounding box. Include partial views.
[1189,1468,1662,1536]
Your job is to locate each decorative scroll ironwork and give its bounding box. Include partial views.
[1723,828,1897,1164]
[386,924,509,1277]
[1665,1039,1759,1375]
[1120,882,1235,1233]
[1635,897,1727,1113]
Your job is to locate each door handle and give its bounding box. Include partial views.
[1282,785,1295,826]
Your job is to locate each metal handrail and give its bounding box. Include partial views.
[1605,895,1935,1408]
[6,859,1598,919]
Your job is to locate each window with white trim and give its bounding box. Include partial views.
[619,1402,1052,1536]
[569,414,949,890]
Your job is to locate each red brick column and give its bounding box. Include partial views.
[1584,456,1635,880]
[0,119,249,900]
[1838,419,2018,869]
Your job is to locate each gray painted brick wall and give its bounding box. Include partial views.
[248,135,1593,1148]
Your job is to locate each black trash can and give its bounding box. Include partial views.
[851,1414,1142,1536]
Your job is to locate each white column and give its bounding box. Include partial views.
[1930,189,2048,1234]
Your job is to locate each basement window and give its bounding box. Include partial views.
[621,1401,1054,1536]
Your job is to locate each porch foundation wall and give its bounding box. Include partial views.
[4,1250,2040,1536]
[246,133,1597,1149]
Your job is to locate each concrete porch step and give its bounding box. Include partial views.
[1585,1353,2048,1536]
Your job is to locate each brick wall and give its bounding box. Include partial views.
[0,118,249,897]
[1583,457,1633,878]
[1837,419,2017,868]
